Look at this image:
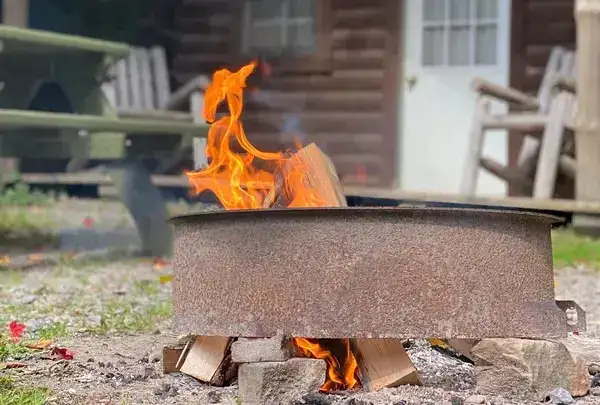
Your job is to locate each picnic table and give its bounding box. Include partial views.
[0,25,209,257]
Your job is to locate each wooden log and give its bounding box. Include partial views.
[263,143,347,208]
[471,78,540,110]
[481,113,548,131]
[351,338,421,391]
[178,336,236,386]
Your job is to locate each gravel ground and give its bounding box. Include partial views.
[1,199,600,404]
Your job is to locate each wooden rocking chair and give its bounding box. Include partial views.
[460,46,577,199]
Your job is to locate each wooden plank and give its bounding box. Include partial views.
[179,336,231,384]
[460,97,490,196]
[0,109,209,135]
[471,78,540,110]
[342,186,600,215]
[481,113,548,131]
[127,52,143,111]
[115,59,130,110]
[0,25,130,56]
[533,91,574,199]
[136,48,154,110]
[151,46,171,109]
[351,338,421,390]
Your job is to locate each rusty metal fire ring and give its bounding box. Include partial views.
[171,207,567,339]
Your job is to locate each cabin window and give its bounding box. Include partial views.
[242,0,318,57]
[421,0,498,67]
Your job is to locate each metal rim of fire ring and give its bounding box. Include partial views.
[171,206,566,339]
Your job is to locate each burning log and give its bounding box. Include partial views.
[262,143,347,208]
[178,336,237,386]
[351,339,421,391]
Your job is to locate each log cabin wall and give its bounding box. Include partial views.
[508,0,575,195]
[170,0,401,188]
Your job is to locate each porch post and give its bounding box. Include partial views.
[2,0,29,27]
[573,0,600,234]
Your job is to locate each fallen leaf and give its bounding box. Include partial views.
[159,274,173,284]
[26,339,53,350]
[28,253,44,262]
[50,347,74,360]
[9,321,26,343]
[152,257,169,270]
[82,216,95,228]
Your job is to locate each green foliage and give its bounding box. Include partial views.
[552,228,600,268]
[0,181,56,207]
[0,377,49,405]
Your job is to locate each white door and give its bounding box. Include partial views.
[399,0,511,195]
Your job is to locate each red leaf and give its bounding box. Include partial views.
[51,347,74,360]
[9,321,26,343]
[82,216,95,228]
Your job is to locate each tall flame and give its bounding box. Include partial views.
[186,62,359,391]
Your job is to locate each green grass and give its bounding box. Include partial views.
[88,298,172,334]
[552,228,600,268]
[0,377,49,405]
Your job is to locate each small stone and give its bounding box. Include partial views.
[21,295,37,304]
[87,358,94,363]
[86,315,102,327]
[592,374,600,388]
[464,395,486,404]
[590,386,600,396]
[232,333,293,363]
[301,392,333,405]
[589,363,600,375]
[393,401,407,405]
[450,396,464,405]
[207,390,222,403]
[238,358,326,405]
[148,350,162,363]
[347,400,373,405]
[98,362,105,368]
[472,339,589,401]
[548,387,574,405]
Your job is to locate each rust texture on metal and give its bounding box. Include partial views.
[171,207,567,339]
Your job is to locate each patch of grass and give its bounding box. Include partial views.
[89,298,172,334]
[552,228,600,268]
[0,339,31,362]
[0,209,57,250]
[0,181,57,207]
[0,377,49,405]
[35,322,69,340]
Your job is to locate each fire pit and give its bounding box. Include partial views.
[172,206,566,339]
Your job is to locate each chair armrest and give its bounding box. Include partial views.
[163,75,211,110]
[471,77,540,110]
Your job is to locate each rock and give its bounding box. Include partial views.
[299,392,333,405]
[238,358,326,405]
[148,350,162,363]
[346,400,373,405]
[591,387,600,396]
[231,333,293,363]
[592,374,600,388]
[471,339,589,401]
[21,295,37,304]
[589,363,600,375]
[548,387,574,404]
[450,396,464,405]
[86,315,102,327]
[558,336,600,369]
[464,395,485,404]
[207,390,221,403]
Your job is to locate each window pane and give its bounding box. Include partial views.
[449,0,470,21]
[248,0,284,20]
[423,0,446,22]
[475,24,497,64]
[287,22,316,54]
[422,26,445,66]
[247,24,284,55]
[288,0,316,19]
[448,25,470,65]
[476,0,497,19]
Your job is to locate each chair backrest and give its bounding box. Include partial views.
[537,47,576,113]
[102,46,172,112]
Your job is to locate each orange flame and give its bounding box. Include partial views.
[185,62,359,391]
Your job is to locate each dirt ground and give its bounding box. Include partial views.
[1,199,600,405]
